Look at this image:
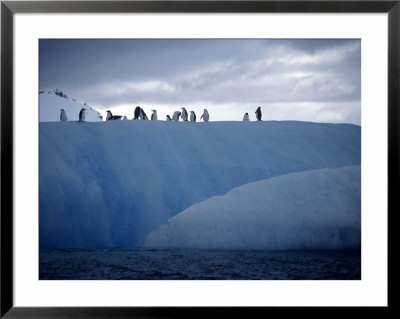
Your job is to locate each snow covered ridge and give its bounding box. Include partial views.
[39,90,103,122]
[39,120,360,249]
[144,166,361,250]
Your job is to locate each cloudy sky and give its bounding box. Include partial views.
[40,39,361,124]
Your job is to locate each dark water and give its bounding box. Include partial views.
[39,248,361,280]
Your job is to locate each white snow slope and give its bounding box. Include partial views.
[144,166,361,250]
[40,90,103,122]
[39,120,360,249]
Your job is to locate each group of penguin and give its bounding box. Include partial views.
[59,107,87,122]
[104,106,211,122]
[60,106,262,122]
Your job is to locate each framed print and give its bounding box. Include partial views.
[1,0,397,317]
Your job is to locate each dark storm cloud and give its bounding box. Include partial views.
[40,39,249,88]
[40,39,361,123]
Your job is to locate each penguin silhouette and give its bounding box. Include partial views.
[78,108,86,122]
[200,109,209,122]
[151,110,158,121]
[190,111,196,122]
[255,107,262,121]
[60,109,67,121]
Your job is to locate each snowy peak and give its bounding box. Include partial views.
[39,89,103,122]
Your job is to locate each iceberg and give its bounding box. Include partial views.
[39,120,360,248]
[144,166,361,250]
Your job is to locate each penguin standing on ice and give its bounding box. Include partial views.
[134,106,141,120]
[166,115,172,121]
[243,112,250,122]
[190,111,196,122]
[200,109,209,122]
[123,116,127,120]
[78,108,86,122]
[255,107,262,121]
[181,107,189,121]
[60,109,67,121]
[139,108,148,120]
[106,110,123,120]
[172,111,181,121]
[151,109,158,121]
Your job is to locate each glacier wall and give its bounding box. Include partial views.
[39,120,360,248]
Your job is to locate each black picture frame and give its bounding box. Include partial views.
[1,1,397,317]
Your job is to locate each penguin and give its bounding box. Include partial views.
[181,107,188,121]
[151,109,158,121]
[139,108,148,120]
[243,112,250,122]
[106,110,123,120]
[78,108,86,122]
[166,115,172,121]
[255,106,262,121]
[60,109,67,121]
[200,109,209,122]
[123,116,127,120]
[190,111,196,122]
[134,106,141,120]
[172,111,181,121]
